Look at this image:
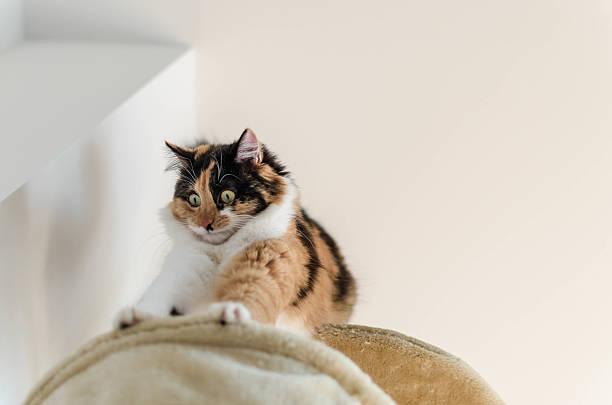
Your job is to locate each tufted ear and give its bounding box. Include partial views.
[235,128,262,165]
[165,141,195,170]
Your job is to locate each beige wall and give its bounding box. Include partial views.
[14,1,612,404]
[196,2,612,405]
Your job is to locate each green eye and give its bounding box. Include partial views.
[221,190,235,204]
[188,193,201,207]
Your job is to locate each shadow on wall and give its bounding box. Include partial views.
[25,0,202,44]
[0,188,31,401]
[43,142,109,348]
[0,138,113,383]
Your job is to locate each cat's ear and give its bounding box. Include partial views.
[165,141,194,170]
[235,128,262,165]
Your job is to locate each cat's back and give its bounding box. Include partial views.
[283,207,357,324]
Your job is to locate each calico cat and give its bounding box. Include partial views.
[115,129,356,333]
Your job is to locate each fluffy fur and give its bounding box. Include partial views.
[115,129,356,334]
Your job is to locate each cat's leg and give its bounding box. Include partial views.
[207,239,297,325]
[114,247,216,329]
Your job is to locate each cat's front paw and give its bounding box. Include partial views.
[113,307,157,330]
[206,301,251,325]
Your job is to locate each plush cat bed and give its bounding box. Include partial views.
[24,317,504,405]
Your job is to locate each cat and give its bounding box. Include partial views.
[114,129,356,334]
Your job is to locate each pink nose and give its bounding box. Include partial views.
[201,220,212,229]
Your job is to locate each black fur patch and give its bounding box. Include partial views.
[302,209,354,302]
[261,145,288,176]
[293,215,320,305]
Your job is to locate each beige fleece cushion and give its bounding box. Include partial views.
[315,324,505,405]
[24,317,395,405]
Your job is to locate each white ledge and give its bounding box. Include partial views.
[0,40,188,202]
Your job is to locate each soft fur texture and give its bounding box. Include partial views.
[24,317,394,405]
[115,129,356,334]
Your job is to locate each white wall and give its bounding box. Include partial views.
[0,51,196,404]
[0,42,187,202]
[9,1,612,405]
[0,0,22,51]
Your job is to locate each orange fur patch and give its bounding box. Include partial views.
[214,211,355,333]
[194,144,211,159]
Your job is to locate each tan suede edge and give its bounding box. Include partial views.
[315,324,505,405]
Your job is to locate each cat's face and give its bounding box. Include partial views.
[167,129,288,245]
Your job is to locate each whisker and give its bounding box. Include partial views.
[211,156,220,186]
[219,173,241,183]
[188,160,199,184]
[296,228,315,249]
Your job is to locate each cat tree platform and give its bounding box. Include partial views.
[24,316,504,405]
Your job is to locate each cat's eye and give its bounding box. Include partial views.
[188,193,201,207]
[221,190,235,204]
